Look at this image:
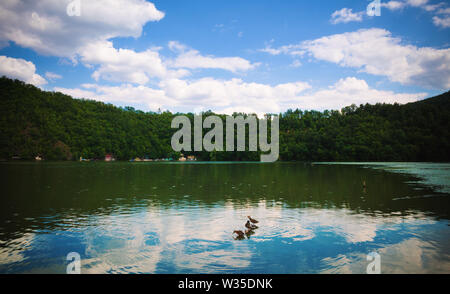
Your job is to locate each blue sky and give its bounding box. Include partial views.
[0,0,449,114]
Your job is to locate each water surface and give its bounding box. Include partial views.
[0,162,449,274]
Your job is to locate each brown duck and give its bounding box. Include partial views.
[247,216,259,224]
[233,230,246,240]
[245,220,258,230]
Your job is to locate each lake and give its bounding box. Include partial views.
[0,162,449,274]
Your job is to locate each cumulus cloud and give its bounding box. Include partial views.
[261,28,450,89]
[160,78,311,113]
[294,77,427,110]
[75,40,256,84]
[168,41,259,73]
[330,8,364,24]
[0,55,46,86]
[55,83,173,111]
[54,76,426,115]
[78,41,188,85]
[0,0,263,88]
[0,1,207,86]
[301,28,450,89]
[56,78,311,115]
[0,0,164,57]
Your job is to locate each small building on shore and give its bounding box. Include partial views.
[105,154,114,162]
[187,155,196,161]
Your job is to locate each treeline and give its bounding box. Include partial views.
[0,77,449,162]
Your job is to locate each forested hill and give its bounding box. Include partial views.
[0,77,449,162]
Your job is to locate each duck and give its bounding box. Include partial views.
[245,220,258,230]
[233,230,245,238]
[233,230,246,240]
[247,216,259,224]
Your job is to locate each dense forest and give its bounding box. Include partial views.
[0,77,449,162]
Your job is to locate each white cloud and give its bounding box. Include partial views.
[400,0,447,12]
[329,1,446,26]
[259,42,305,57]
[55,83,173,111]
[293,77,427,110]
[0,55,46,86]
[302,28,450,89]
[45,71,62,81]
[437,7,450,14]
[433,15,450,28]
[75,40,256,85]
[168,41,187,53]
[382,0,450,27]
[171,51,258,73]
[290,60,302,68]
[382,1,407,10]
[78,41,188,85]
[160,77,312,113]
[168,41,258,73]
[422,3,445,12]
[55,76,426,115]
[382,0,430,9]
[407,0,429,7]
[0,0,164,57]
[56,77,311,115]
[263,28,450,89]
[332,1,445,25]
[330,8,364,24]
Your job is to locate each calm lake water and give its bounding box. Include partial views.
[0,162,449,274]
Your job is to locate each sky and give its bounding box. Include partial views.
[0,0,449,115]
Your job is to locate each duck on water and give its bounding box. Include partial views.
[233,216,259,240]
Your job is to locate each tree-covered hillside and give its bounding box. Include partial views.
[0,77,449,162]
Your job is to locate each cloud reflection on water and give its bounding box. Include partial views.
[56,199,448,274]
